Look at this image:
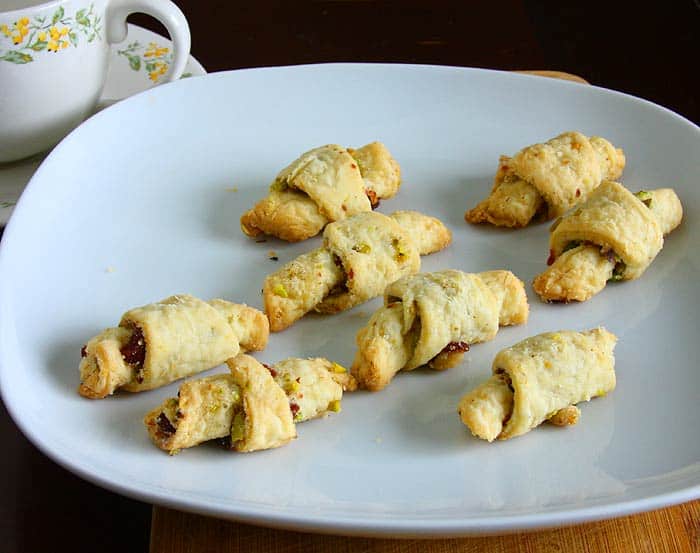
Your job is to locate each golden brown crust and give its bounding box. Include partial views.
[207,299,270,353]
[144,356,355,455]
[534,183,683,303]
[465,158,544,228]
[532,245,615,303]
[348,141,401,199]
[78,295,269,398]
[465,132,626,227]
[77,327,133,399]
[388,210,452,255]
[240,189,328,242]
[476,270,530,326]
[263,211,451,332]
[316,212,421,313]
[646,188,683,235]
[351,303,414,392]
[271,358,356,422]
[241,142,402,242]
[457,373,513,442]
[458,328,617,441]
[227,354,297,452]
[263,248,344,333]
[549,181,663,280]
[547,405,580,427]
[352,270,528,391]
[144,373,242,454]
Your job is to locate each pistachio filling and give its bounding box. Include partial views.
[610,261,626,281]
[564,240,626,282]
[352,242,371,254]
[634,190,653,208]
[391,237,408,262]
[330,362,347,374]
[230,410,246,444]
[272,283,289,298]
[328,400,342,413]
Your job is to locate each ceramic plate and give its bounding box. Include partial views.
[1,64,698,537]
[0,23,206,226]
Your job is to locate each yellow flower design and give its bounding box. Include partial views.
[6,17,30,44]
[47,25,70,51]
[148,60,168,81]
[118,39,175,83]
[2,3,102,64]
[144,41,169,58]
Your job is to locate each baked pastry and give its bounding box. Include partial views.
[458,327,617,441]
[533,182,683,302]
[78,295,269,399]
[240,142,401,242]
[144,354,356,454]
[264,210,452,331]
[269,357,357,422]
[465,131,625,227]
[351,270,529,391]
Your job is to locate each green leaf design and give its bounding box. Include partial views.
[69,32,77,46]
[31,40,47,51]
[128,54,141,71]
[52,6,65,24]
[76,8,89,26]
[1,51,33,63]
[145,61,156,72]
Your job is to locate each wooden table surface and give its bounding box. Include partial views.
[2,2,699,552]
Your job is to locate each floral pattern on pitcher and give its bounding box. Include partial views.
[0,4,101,64]
[117,41,171,82]
[117,40,193,83]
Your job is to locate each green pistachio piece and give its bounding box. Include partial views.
[230,411,246,443]
[634,190,653,208]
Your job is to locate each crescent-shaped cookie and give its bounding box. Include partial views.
[78,295,269,398]
[351,270,529,391]
[144,354,356,454]
[458,327,617,441]
[241,142,401,242]
[465,132,625,227]
[533,182,683,302]
[263,210,451,332]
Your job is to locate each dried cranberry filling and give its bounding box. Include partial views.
[365,189,380,209]
[263,363,277,377]
[155,412,176,437]
[442,341,470,354]
[120,327,146,367]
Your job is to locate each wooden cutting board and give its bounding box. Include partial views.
[149,71,698,552]
[150,500,699,552]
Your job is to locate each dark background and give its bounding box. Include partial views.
[145,1,699,124]
[2,1,698,552]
